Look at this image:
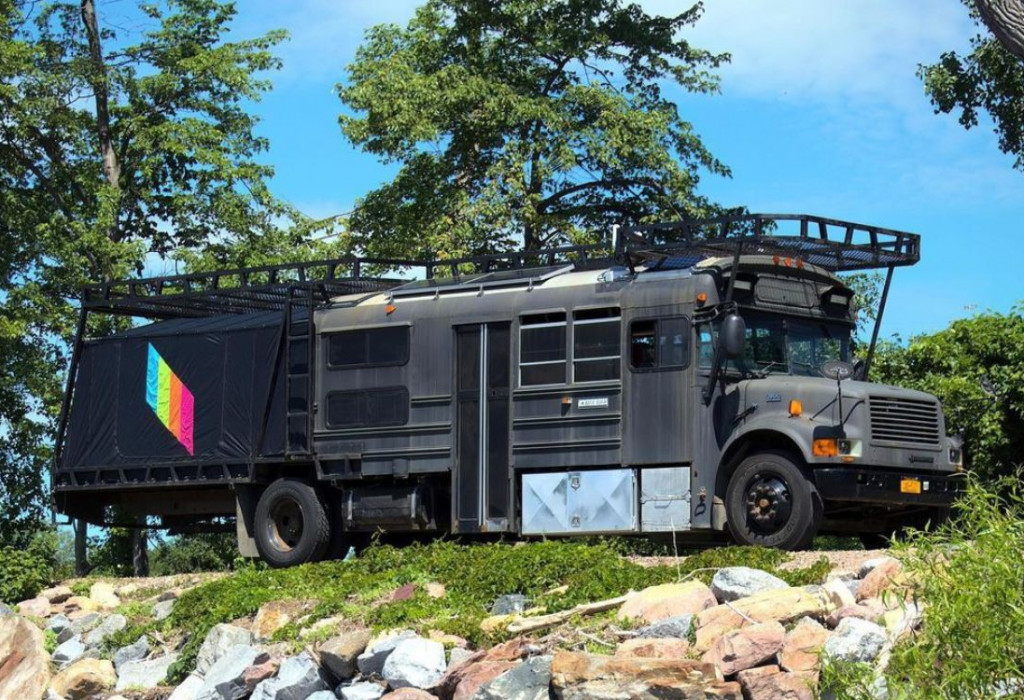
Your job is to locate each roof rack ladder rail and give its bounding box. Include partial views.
[53,306,89,485]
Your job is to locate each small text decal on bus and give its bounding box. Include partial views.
[577,397,610,409]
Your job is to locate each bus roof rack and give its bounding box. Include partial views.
[617,213,920,273]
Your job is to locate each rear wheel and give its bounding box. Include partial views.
[725,451,822,550]
[254,478,331,568]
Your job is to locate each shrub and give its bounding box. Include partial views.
[0,529,57,603]
[150,532,237,576]
[824,477,1024,699]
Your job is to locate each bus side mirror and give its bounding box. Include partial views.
[720,314,746,360]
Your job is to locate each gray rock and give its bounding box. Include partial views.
[858,557,897,579]
[305,693,337,700]
[635,614,694,639]
[63,611,101,643]
[52,635,87,668]
[168,672,205,700]
[382,637,446,690]
[153,599,175,621]
[47,613,71,636]
[320,629,371,681]
[251,651,329,700]
[114,635,149,671]
[83,612,127,648]
[448,647,476,668]
[196,644,271,700]
[824,618,887,663]
[844,578,862,599]
[0,602,12,617]
[116,652,180,691]
[474,654,552,700]
[339,681,386,700]
[356,630,416,677]
[710,567,788,602]
[490,593,528,615]
[196,623,253,676]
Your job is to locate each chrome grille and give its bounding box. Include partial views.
[869,396,941,447]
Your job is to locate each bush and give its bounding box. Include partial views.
[824,477,1024,699]
[0,529,57,603]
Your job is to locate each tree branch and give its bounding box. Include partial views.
[537,177,659,210]
[974,0,1024,62]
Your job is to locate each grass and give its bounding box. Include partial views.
[99,539,832,683]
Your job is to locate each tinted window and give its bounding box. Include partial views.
[519,313,567,386]
[573,308,620,382]
[630,317,690,370]
[326,387,409,429]
[328,326,409,368]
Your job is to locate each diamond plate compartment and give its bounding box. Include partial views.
[521,468,636,535]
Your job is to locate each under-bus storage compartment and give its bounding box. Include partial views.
[640,466,691,531]
[520,468,637,535]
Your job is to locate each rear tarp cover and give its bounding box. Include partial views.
[60,312,287,471]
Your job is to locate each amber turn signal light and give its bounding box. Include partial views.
[813,438,839,457]
[788,399,802,417]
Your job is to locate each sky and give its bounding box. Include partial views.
[116,0,1024,340]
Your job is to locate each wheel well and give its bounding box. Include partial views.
[715,431,807,501]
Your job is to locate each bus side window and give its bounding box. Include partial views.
[630,317,690,370]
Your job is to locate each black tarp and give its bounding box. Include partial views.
[60,312,288,472]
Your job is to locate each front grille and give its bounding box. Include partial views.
[869,396,941,447]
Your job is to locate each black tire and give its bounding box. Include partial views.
[725,451,822,551]
[254,478,331,568]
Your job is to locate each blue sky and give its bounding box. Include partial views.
[130,0,1024,339]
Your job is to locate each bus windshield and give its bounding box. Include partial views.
[698,312,852,377]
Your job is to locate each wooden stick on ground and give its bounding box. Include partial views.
[506,594,631,634]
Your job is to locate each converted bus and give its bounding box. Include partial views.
[53,214,964,566]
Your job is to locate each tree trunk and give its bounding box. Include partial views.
[73,519,90,577]
[974,0,1024,62]
[80,0,121,226]
[131,519,149,577]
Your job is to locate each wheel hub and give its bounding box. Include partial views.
[745,473,792,535]
[267,498,304,552]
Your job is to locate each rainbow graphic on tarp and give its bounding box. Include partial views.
[146,343,194,455]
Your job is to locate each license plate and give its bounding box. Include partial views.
[900,478,922,495]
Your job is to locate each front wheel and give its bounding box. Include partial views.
[254,478,331,568]
[725,451,822,550]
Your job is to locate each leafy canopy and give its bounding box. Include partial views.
[339,0,732,259]
[920,0,1024,169]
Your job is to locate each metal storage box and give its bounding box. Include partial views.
[521,468,636,535]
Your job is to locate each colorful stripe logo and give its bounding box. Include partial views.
[146,344,194,455]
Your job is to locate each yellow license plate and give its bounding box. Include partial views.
[900,478,922,495]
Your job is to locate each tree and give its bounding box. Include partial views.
[339,0,732,260]
[920,0,1024,169]
[0,0,287,566]
[872,305,1024,484]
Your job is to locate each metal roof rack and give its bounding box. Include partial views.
[617,213,920,273]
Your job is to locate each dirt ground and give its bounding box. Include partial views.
[630,548,889,575]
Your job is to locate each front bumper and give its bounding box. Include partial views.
[814,467,965,506]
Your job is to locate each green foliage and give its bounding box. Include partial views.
[872,305,1024,482]
[150,533,238,576]
[920,0,1024,170]
[825,477,1024,699]
[0,529,57,602]
[161,540,812,682]
[339,0,733,258]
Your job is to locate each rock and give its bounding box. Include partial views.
[428,630,467,648]
[858,557,895,579]
[615,637,691,659]
[695,587,831,651]
[0,614,51,699]
[252,601,296,641]
[826,570,856,583]
[113,635,149,671]
[448,648,475,668]
[711,567,789,603]
[306,692,338,700]
[16,596,51,618]
[52,636,88,668]
[779,618,830,673]
[617,581,717,624]
[250,651,329,700]
[390,583,419,602]
[300,615,345,639]
[40,585,73,605]
[320,628,372,681]
[47,613,71,636]
[737,664,815,700]
[116,652,179,691]
[490,594,528,615]
[448,660,516,700]
[195,644,271,700]
[856,559,903,602]
[823,618,887,663]
[153,599,175,621]
[242,660,281,689]
[380,690,438,700]
[66,612,102,639]
[435,637,534,700]
[382,637,447,690]
[115,582,141,598]
[474,655,552,700]
[51,659,116,700]
[63,596,101,616]
[196,623,253,675]
[83,613,127,649]
[357,630,417,677]
[426,583,447,599]
[340,681,387,700]
[701,621,785,676]
[826,602,884,629]
[88,582,120,610]
[635,614,694,640]
[550,651,736,700]
[168,672,205,700]
[881,602,924,642]
[0,602,12,616]
[821,580,856,611]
